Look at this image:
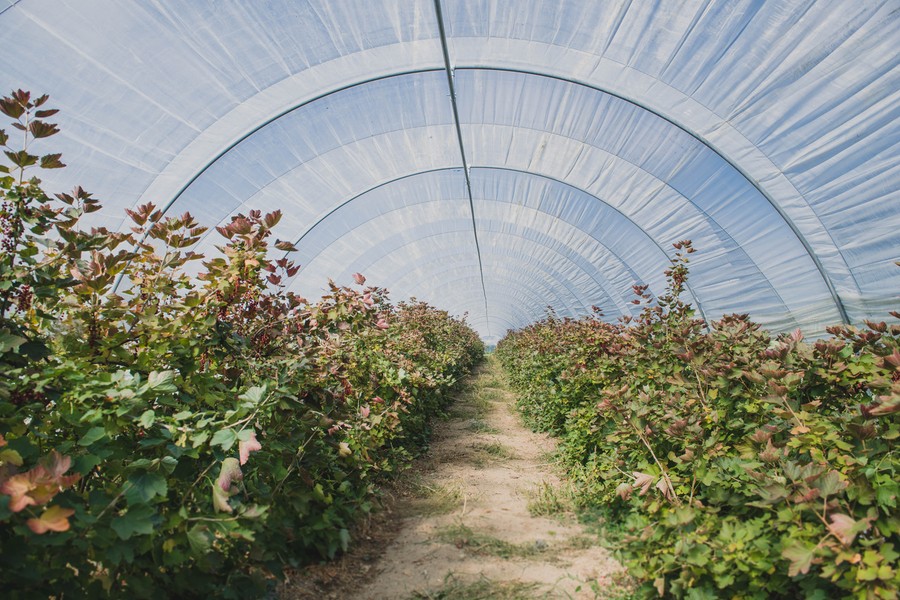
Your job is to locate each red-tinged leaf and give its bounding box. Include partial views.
[656,477,675,501]
[376,318,389,330]
[40,153,65,169]
[124,208,145,226]
[215,225,233,239]
[816,470,848,496]
[43,451,73,480]
[263,210,282,228]
[633,472,654,496]
[881,349,900,370]
[759,438,782,463]
[33,93,49,107]
[1,468,54,511]
[828,513,863,546]
[231,217,251,235]
[286,265,300,277]
[353,273,366,285]
[615,482,632,500]
[870,395,900,416]
[4,149,38,168]
[34,108,58,118]
[216,457,242,492]
[266,274,281,285]
[238,432,262,466]
[26,505,74,534]
[28,121,59,139]
[654,578,665,596]
[212,482,233,513]
[0,472,39,511]
[0,96,24,119]
[274,240,296,251]
[0,433,5,447]
[782,542,815,576]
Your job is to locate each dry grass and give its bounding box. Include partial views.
[407,573,539,599]
[525,480,575,518]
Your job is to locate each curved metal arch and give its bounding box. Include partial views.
[294,203,653,317]
[424,272,564,331]
[295,193,648,311]
[362,235,625,320]
[292,164,801,325]
[383,242,626,318]
[136,63,849,323]
[457,65,852,323]
[318,225,607,320]
[219,119,798,326]
[466,316,519,337]
[413,269,575,328]
[431,269,606,332]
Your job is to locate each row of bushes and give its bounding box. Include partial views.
[496,240,899,599]
[0,91,484,598]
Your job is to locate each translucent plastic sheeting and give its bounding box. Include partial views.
[0,0,896,342]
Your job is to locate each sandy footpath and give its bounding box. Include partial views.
[281,357,624,599]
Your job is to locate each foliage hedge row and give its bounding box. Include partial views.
[497,240,899,599]
[0,91,483,598]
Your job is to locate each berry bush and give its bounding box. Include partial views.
[0,91,483,598]
[497,241,899,599]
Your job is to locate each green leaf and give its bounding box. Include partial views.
[73,453,103,474]
[211,428,238,451]
[111,505,156,540]
[146,370,177,393]
[0,448,23,466]
[875,482,898,508]
[138,410,155,428]
[159,456,178,474]
[186,525,212,554]
[240,386,266,405]
[782,542,816,576]
[0,330,27,353]
[338,528,351,551]
[817,470,847,496]
[125,472,168,505]
[78,426,106,446]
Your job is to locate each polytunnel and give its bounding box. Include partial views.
[1,0,898,342]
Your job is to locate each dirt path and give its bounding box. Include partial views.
[282,356,624,599]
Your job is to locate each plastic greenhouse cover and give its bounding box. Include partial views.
[0,0,897,342]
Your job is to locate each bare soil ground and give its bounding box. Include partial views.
[280,357,626,599]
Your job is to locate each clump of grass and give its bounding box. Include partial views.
[406,478,463,516]
[436,524,547,559]
[472,441,512,459]
[466,418,499,434]
[475,387,506,404]
[589,571,640,600]
[408,574,538,599]
[526,480,574,517]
